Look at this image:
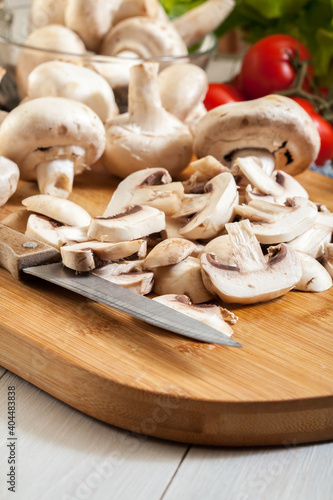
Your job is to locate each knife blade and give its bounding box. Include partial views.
[0,223,242,347]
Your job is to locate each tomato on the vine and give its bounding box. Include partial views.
[241,34,314,100]
[292,96,333,166]
[204,83,247,111]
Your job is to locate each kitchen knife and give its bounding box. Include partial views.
[0,223,242,347]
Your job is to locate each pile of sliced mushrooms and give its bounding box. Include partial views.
[0,0,333,340]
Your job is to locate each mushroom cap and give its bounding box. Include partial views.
[152,256,214,303]
[65,0,162,52]
[294,250,332,292]
[29,0,67,31]
[26,60,118,122]
[65,0,120,52]
[0,156,20,206]
[143,238,197,269]
[100,16,188,59]
[22,194,92,227]
[158,63,208,123]
[16,24,86,98]
[193,94,321,176]
[0,97,106,181]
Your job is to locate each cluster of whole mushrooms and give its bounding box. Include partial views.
[0,0,333,339]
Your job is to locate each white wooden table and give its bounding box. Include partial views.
[0,364,333,500]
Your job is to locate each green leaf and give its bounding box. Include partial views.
[245,0,310,19]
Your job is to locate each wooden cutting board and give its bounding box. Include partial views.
[0,165,332,447]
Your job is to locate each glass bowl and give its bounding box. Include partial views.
[0,3,218,112]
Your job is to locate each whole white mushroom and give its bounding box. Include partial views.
[0,97,105,198]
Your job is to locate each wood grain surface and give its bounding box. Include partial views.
[0,165,332,447]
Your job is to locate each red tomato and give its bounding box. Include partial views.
[292,96,333,166]
[204,83,247,111]
[241,34,314,100]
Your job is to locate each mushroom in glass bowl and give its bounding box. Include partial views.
[0,2,219,112]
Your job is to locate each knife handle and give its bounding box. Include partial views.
[0,223,61,280]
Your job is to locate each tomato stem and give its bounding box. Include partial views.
[277,54,333,120]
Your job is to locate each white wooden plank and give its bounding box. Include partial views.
[0,366,6,378]
[0,372,187,500]
[163,442,333,500]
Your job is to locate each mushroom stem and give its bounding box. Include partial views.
[225,219,267,273]
[36,159,74,198]
[128,62,166,132]
[173,0,235,47]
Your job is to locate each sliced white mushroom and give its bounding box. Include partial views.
[322,243,333,278]
[294,250,332,292]
[93,261,154,295]
[143,238,197,269]
[103,167,184,217]
[88,205,166,242]
[25,214,89,249]
[0,97,105,198]
[153,294,237,337]
[16,24,86,98]
[193,95,321,176]
[231,149,276,177]
[162,216,188,240]
[61,239,147,272]
[173,0,235,47]
[234,197,318,244]
[200,219,302,304]
[22,194,92,227]
[245,165,309,205]
[26,61,119,122]
[182,155,231,194]
[0,157,20,207]
[103,62,193,179]
[176,172,238,240]
[198,234,234,261]
[152,256,214,304]
[158,64,208,129]
[287,224,332,259]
